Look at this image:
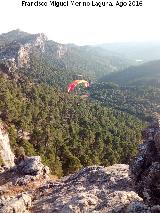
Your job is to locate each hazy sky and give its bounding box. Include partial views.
[1,0,160,45]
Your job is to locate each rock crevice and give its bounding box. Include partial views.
[130,116,160,206]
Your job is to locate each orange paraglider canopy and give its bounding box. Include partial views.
[67,80,90,93]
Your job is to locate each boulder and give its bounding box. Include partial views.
[0,193,31,213]
[17,156,50,176]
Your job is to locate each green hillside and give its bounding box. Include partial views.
[2,30,159,177]
[0,30,130,88]
[100,60,160,87]
[0,74,143,176]
[46,41,130,79]
[90,82,160,121]
[91,61,160,121]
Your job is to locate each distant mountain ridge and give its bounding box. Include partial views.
[100,60,160,86]
[98,41,160,63]
[43,39,130,80]
[0,30,130,89]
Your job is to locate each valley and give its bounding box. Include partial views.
[0,29,159,177]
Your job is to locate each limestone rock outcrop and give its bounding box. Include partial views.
[17,33,46,68]
[0,162,156,212]
[16,156,50,176]
[0,32,47,78]
[0,155,50,212]
[0,122,15,168]
[13,156,50,186]
[32,165,143,212]
[57,44,68,59]
[130,117,160,206]
[0,193,32,213]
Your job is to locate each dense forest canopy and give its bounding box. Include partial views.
[90,82,160,122]
[0,75,144,176]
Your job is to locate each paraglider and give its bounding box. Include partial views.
[67,80,90,93]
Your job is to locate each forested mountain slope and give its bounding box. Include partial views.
[44,41,130,80]
[90,83,160,121]
[0,74,143,176]
[0,30,130,89]
[1,29,156,178]
[88,60,160,121]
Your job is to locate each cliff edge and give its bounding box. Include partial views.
[0,117,160,212]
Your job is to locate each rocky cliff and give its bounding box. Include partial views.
[0,118,160,212]
[130,115,160,207]
[32,164,143,213]
[0,122,15,168]
[0,163,143,213]
[0,32,47,79]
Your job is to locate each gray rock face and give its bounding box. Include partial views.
[0,32,47,78]
[57,44,68,59]
[0,193,32,213]
[17,33,46,68]
[17,156,50,176]
[130,117,160,206]
[0,122,15,168]
[0,163,156,212]
[0,156,50,189]
[0,155,49,212]
[32,164,143,212]
[11,156,50,186]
